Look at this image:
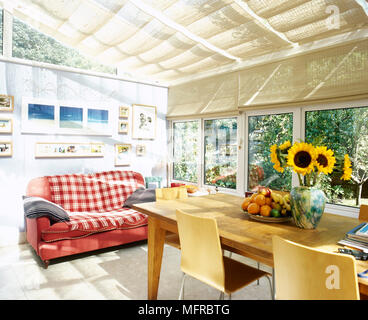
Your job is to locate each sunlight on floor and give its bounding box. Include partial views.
[0,241,272,300]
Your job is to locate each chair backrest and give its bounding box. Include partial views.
[359,204,368,221]
[176,209,225,292]
[156,187,188,200]
[272,236,360,300]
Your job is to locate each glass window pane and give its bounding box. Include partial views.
[204,118,237,189]
[305,106,368,208]
[173,121,199,183]
[12,17,116,75]
[248,113,293,192]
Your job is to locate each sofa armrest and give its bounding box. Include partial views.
[26,217,50,254]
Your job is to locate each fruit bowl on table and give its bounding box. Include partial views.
[241,187,293,223]
[243,211,292,223]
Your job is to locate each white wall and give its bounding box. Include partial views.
[0,61,168,246]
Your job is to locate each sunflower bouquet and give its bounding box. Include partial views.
[270,141,352,187]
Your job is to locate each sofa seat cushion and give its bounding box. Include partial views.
[41,208,147,242]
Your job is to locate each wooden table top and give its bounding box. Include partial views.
[132,193,368,292]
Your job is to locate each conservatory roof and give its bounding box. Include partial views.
[4,0,368,86]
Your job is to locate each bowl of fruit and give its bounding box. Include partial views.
[241,187,292,223]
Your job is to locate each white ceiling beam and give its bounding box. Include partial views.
[128,0,241,62]
[233,0,297,47]
[355,0,368,16]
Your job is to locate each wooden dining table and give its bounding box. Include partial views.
[132,193,368,300]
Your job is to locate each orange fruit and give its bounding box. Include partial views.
[265,197,272,206]
[255,194,266,206]
[250,193,257,203]
[241,197,251,211]
[247,203,260,215]
[260,205,272,217]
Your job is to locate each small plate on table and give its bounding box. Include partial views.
[243,211,292,223]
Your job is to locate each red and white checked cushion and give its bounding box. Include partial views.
[41,208,148,242]
[47,170,145,212]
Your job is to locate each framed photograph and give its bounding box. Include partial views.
[119,106,130,118]
[26,102,56,130]
[21,97,112,136]
[60,106,83,129]
[0,119,12,134]
[115,144,131,166]
[132,104,156,140]
[86,108,109,133]
[136,144,146,156]
[0,95,14,112]
[0,142,12,157]
[35,142,105,158]
[118,120,129,134]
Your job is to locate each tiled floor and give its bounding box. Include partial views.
[0,241,273,300]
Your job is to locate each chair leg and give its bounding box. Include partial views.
[257,262,260,285]
[272,268,276,300]
[178,273,187,300]
[218,291,231,300]
[265,275,274,300]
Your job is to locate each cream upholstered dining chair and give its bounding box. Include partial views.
[272,236,360,300]
[175,209,273,300]
[359,205,368,221]
[155,186,188,200]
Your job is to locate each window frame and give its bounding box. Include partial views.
[301,99,368,218]
[202,115,241,194]
[169,116,242,194]
[169,99,368,218]
[244,107,301,194]
[170,118,202,186]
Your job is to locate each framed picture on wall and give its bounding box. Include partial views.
[136,144,146,156]
[132,104,156,140]
[0,141,12,157]
[115,144,131,166]
[35,142,105,158]
[0,95,14,112]
[0,119,13,134]
[21,97,112,136]
[119,106,130,118]
[118,120,129,134]
[86,108,109,133]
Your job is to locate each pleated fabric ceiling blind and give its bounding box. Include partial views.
[168,38,368,118]
[10,0,368,84]
[5,0,368,116]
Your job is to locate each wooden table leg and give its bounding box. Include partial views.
[147,216,166,300]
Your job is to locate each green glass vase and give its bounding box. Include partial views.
[290,186,327,229]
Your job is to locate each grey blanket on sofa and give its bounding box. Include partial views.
[23,196,70,224]
[123,188,156,208]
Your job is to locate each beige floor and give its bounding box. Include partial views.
[0,241,273,300]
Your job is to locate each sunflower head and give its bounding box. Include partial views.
[315,146,336,175]
[287,142,317,176]
[341,154,352,180]
[270,144,284,173]
[279,140,291,151]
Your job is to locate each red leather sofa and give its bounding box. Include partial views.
[25,170,148,268]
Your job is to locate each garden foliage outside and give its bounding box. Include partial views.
[250,108,368,207]
[12,17,116,75]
